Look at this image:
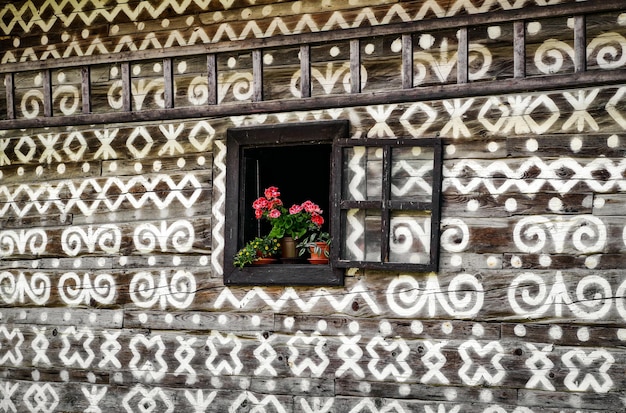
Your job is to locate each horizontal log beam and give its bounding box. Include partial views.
[0,0,623,74]
[1,68,625,130]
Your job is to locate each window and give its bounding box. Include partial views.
[223,121,443,286]
[223,121,348,285]
[331,138,443,272]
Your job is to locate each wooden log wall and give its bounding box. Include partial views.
[1,1,626,412]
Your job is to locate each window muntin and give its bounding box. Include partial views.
[332,138,443,271]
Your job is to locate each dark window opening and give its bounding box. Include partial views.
[241,144,331,243]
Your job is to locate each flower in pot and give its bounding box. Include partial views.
[233,236,280,268]
[297,231,331,264]
[252,186,325,258]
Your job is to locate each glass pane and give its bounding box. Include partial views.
[389,211,431,264]
[341,209,381,262]
[390,146,434,202]
[342,146,383,201]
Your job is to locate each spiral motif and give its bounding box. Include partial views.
[389,217,430,260]
[0,229,47,257]
[168,270,196,309]
[588,32,626,70]
[447,274,484,317]
[513,216,549,254]
[570,275,612,320]
[514,216,606,254]
[440,218,469,253]
[169,220,194,253]
[387,275,422,316]
[0,271,50,305]
[61,230,84,257]
[0,233,17,256]
[129,270,195,309]
[54,84,80,115]
[97,226,122,254]
[534,39,575,74]
[508,272,549,317]
[387,274,483,317]
[129,271,159,308]
[468,44,492,81]
[91,273,116,304]
[107,80,124,109]
[20,90,44,119]
[58,272,83,305]
[219,72,253,103]
[58,272,116,306]
[133,223,159,254]
[188,76,209,105]
[61,225,121,256]
[0,271,16,301]
[570,216,606,253]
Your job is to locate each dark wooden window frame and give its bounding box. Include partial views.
[331,138,443,272]
[223,120,349,286]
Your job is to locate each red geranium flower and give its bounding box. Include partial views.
[269,209,281,219]
[311,213,324,226]
[264,186,280,199]
[289,204,303,214]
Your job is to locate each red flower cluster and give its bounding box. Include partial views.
[252,187,283,219]
[252,186,324,239]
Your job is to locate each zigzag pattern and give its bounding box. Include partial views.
[443,156,626,196]
[0,174,204,217]
[1,0,574,63]
[0,0,567,35]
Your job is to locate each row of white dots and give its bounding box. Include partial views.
[21,255,210,269]
[446,135,621,156]
[0,157,206,180]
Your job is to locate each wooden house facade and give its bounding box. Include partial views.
[0,0,625,411]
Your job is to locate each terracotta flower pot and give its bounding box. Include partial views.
[308,241,329,264]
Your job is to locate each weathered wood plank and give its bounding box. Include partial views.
[3,68,626,130]
[574,15,587,73]
[81,66,91,114]
[300,44,311,98]
[350,39,361,94]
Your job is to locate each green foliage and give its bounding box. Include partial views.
[297,231,331,257]
[233,236,280,268]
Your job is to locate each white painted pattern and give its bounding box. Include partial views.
[22,383,59,413]
[386,274,484,318]
[61,225,122,256]
[59,326,95,368]
[133,220,195,253]
[513,215,606,254]
[288,331,330,378]
[58,272,116,306]
[205,330,243,375]
[122,385,174,413]
[129,270,196,310]
[0,175,204,217]
[0,272,50,305]
[562,349,615,393]
[129,334,168,382]
[508,271,616,320]
[458,340,506,386]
